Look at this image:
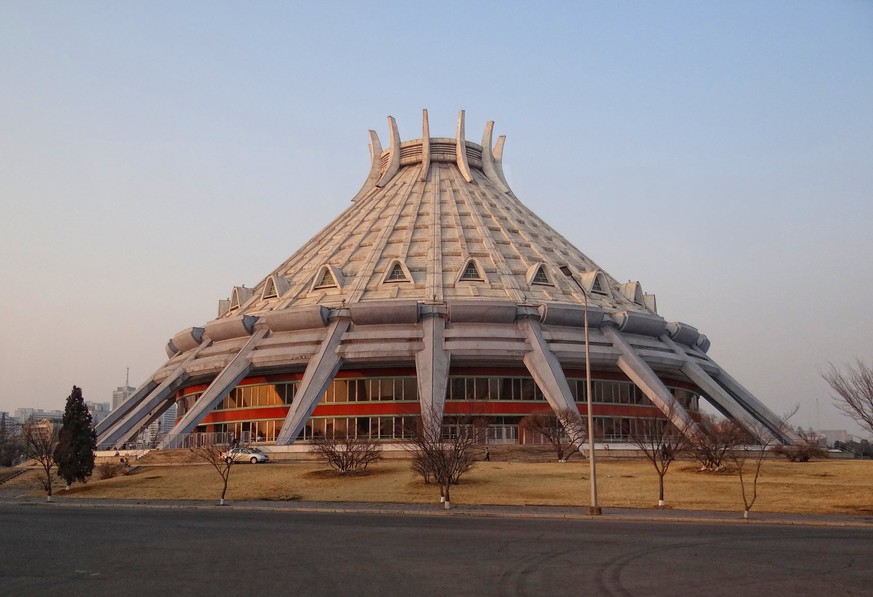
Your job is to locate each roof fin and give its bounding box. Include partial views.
[376,116,401,187]
[351,130,383,202]
[481,121,511,193]
[420,109,430,182]
[455,110,473,183]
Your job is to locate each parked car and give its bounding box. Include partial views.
[223,447,269,464]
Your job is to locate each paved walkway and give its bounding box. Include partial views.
[3,495,872,528]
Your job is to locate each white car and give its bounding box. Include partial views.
[223,447,269,464]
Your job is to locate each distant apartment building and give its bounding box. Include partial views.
[13,401,111,428]
[1,411,21,432]
[86,401,112,425]
[14,407,63,423]
[158,404,177,434]
[112,385,136,411]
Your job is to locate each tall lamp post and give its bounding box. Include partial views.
[559,265,602,515]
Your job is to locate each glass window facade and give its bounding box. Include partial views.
[177,372,701,445]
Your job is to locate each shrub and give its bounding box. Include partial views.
[96,462,128,480]
[773,442,827,462]
[310,434,382,474]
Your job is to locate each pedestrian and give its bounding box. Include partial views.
[484,447,491,462]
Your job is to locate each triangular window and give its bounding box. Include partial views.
[315,268,337,289]
[591,276,605,294]
[459,260,483,281]
[532,267,550,285]
[386,262,408,282]
[619,281,646,306]
[262,275,290,300]
[230,286,254,310]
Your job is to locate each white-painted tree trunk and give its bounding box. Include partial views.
[443,500,451,510]
[658,499,665,507]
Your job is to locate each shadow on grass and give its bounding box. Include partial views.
[303,468,381,479]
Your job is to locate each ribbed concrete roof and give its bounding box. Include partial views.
[221,111,654,318]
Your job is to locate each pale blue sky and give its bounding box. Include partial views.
[1,1,871,436]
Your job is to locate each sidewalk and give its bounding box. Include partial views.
[3,495,872,528]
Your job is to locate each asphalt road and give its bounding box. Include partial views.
[1,505,871,597]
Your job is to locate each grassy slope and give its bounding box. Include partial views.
[5,458,871,515]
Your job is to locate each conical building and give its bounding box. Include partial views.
[97,111,797,450]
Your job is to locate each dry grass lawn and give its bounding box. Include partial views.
[5,458,872,515]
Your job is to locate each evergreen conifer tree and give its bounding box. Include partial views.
[53,386,96,488]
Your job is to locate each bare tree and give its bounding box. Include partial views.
[22,418,59,502]
[728,408,796,519]
[630,411,692,507]
[190,440,235,505]
[310,433,382,474]
[823,360,873,436]
[772,427,827,462]
[521,409,587,462]
[688,415,743,472]
[406,410,478,509]
[727,427,768,519]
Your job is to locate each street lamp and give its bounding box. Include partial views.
[559,265,602,515]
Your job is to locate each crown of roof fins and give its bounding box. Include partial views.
[212,110,660,325]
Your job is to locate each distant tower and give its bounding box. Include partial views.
[111,368,136,411]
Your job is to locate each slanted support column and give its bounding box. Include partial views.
[96,343,210,448]
[101,375,187,449]
[95,378,158,439]
[660,334,798,444]
[705,351,801,445]
[660,334,771,441]
[415,313,450,429]
[520,318,578,414]
[159,327,268,448]
[602,326,701,438]
[110,398,179,450]
[275,319,350,445]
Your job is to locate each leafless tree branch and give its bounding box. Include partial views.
[521,409,587,462]
[688,415,744,472]
[190,440,235,505]
[405,409,478,509]
[728,408,797,518]
[823,360,873,436]
[22,417,59,502]
[630,405,692,507]
[311,433,382,474]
